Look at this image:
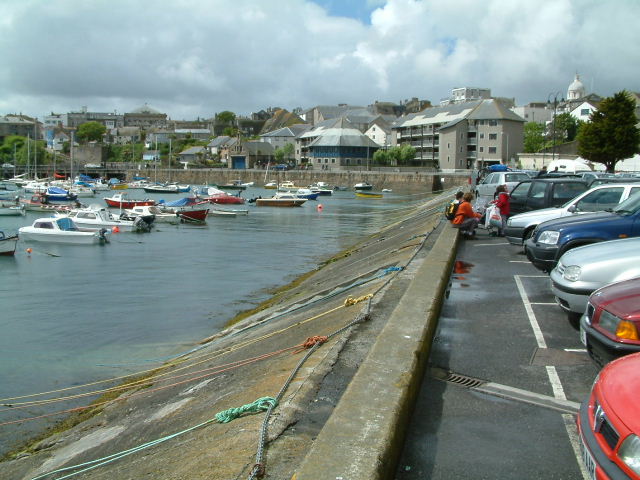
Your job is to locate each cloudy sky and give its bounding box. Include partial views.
[1,0,638,120]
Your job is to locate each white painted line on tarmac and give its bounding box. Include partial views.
[565,348,587,353]
[546,365,568,400]
[515,275,588,477]
[530,302,558,305]
[563,413,592,480]
[509,260,530,263]
[514,275,547,349]
[516,275,548,278]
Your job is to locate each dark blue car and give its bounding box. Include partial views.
[525,191,640,272]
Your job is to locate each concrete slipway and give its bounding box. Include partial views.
[0,191,458,480]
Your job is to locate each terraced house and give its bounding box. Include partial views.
[392,99,525,170]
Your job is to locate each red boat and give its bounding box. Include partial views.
[176,208,209,223]
[205,193,245,205]
[104,193,156,209]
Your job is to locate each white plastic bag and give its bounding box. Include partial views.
[486,204,502,229]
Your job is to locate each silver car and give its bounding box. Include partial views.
[550,237,640,324]
[505,183,640,245]
[475,171,530,198]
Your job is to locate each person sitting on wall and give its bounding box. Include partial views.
[451,192,482,239]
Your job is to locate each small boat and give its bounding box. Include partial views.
[128,179,154,189]
[125,205,180,224]
[143,183,181,193]
[19,194,77,213]
[55,205,154,233]
[216,180,248,190]
[355,191,383,199]
[381,188,393,193]
[204,189,245,205]
[104,193,156,209]
[210,206,249,216]
[308,182,333,196]
[0,201,26,216]
[293,188,320,200]
[354,182,373,191]
[278,181,304,190]
[18,217,110,244]
[0,231,19,255]
[45,186,78,203]
[254,191,307,207]
[176,208,209,223]
[68,185,96,198]
[264,181,278,189]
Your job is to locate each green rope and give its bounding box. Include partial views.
[215,396,278,424]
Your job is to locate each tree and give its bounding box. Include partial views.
[216,111,236,125]
[76,121,106,143]
[523,122,546,153]
[553,112,582,142]
[373,149,390,165]
[577,91,640,172]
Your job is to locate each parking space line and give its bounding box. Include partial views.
[514,275,547,349]
[515,275,589,479]
[530,302,557,305]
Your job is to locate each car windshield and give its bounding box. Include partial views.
[505,173,530,182]
[612,190,640,215]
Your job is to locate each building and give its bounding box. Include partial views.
[178,146,207,166]
[0,115,40,143]
[66,107,124,129]
[259,124,312,152]
[364,118,392,147]
[392,99,525,170]
[227,140,275,169]
[305,118,380,171]
[511,102,552,124]
[124,104,167,129]
[440,87,492,106]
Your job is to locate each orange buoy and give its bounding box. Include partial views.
[317,204,323,212]
[112,226,120,233]
[26,248,32,254]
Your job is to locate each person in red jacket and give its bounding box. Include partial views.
[452,192,482,238]
[492,184,510,236]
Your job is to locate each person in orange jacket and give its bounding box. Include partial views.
[452,192,482,238]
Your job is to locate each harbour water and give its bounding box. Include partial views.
[0,185,429,455]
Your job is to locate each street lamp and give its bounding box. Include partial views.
[547,92,561,161]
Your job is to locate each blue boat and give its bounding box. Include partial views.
[45,186,78,203]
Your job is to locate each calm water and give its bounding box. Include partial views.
[0,185,428,453]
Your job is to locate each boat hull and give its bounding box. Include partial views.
[0,232,18,255]
[18,229,108,244]
[255,198,306,207]
[104,198,156,209]
[355,192,383,198]
[177,208,209,222]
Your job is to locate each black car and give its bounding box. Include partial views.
[508,177,589,215]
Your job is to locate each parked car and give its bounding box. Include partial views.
[505,183,640,245]
[588,176,640,188]
[507,177,589,216]
[549,237,640,323]
[475,171,530,198]
[577,352,640,480]
[525,192,640,272]
[578,171,616,183]
[580,277,640,366]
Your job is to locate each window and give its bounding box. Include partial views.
[447,143,450,149]
[479,133,485,139]
[488,120,498,126]
[575,187,623,212]
[581,108,590,116]
[331,158,336,163]
[479,147,484,152]
[489,133,497,140]
[488,147,496,154]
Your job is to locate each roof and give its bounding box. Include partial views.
[208,135,233,147]
[179,146,206,155]
[307,118,380,148]
[466,99,526,122]
[129,104,163,115]
[243,141,275,155]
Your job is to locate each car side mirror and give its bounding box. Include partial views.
[567,205,577,213]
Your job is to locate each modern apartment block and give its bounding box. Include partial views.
[392,99,525,170]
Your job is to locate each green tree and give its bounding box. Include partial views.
[222,126,239,137]
[553,112,582,142]
[523,122,546,152]
[577,91,640,172]
[398,144,416,164]
[216,111,236,125]
[373,149,390,165]
[76,121,107,143]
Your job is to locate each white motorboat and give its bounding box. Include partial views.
[125,205,180,224]
[18,217,110,244]
[253,191,307,207]
[0,201,26,216]
[55,205,154,232]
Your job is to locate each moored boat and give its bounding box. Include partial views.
[293,188,320,200]
[125,205,180,224]
[55,205,154,233]
[0,231,18,255]
[0,201,26,216]
[19,194,77,213]
[18,217,110,244]
[216,180,248,190]
[354,182,373,191]
[176,208,209,223]
[104,193,156,209]
[254,191,307,207]
[355,191,383,199]
[264,181,278,189]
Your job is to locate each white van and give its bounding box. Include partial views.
[547,159,592,174]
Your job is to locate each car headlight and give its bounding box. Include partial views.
[537,230,560,245]
[598,310,640,340]
[619,434,640,475]
[562,265,582,282]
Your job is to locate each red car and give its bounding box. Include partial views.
[580,277,640,366]
[578,352,640,479]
